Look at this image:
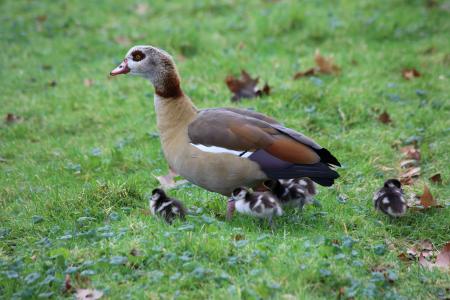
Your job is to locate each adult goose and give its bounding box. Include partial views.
[110,45,341,196]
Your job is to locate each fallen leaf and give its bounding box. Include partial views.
[400,240,435,263]
[419,242,450,270]
[400,146,421,161]
[400,159,419,169]
[64,274,72,293]
[402,68,421,80]
[154,169,188,189]
[314,50,341,75]
[419,253,435,269]
[419,184,437,208]
[429,173,442,184]
[397,252,410,262]
[84,79,94,87]
[136,3,149,15]
[5,113,23,124]
[293,50,341,79]
[400,176,416,186]
[379,165,394,171]
[115,36,131,47]
[399,167,421,184]
[76,289,103,300]
[435,242,450,269]
[293,67,317,79]
[418,240,434,252]
[225,70,270,102]
[377,110,392,124]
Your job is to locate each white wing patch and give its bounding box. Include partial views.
[190,144,253,158]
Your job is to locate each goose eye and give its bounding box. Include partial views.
[131,50,145,62]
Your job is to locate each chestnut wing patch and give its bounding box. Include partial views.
[188,109,321,164]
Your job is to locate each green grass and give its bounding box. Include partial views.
[1,0,449,299]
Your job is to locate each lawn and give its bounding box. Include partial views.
[1,0,449,299]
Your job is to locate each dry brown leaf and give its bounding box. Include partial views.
[398,252,410,262]
[400,167,420,179]
[115,36,131,47]
[225,70,270,102]
[429,173,442,184]
[419,184,438,208]
[436,242,450,269]
[76,288,103,300]
[400,159,419,169]
[64,274,72,293]
[377,111,392,124]
[419,242,450,270]
[154,169,188,189]
[402,68,421,80]
[293,67,317,79]
[400,146,421,161]
[379,165,395,171]
[400,240,434,263]
[5,113,23,124]
[419,253,435,269]
[84,79,94,87]
[293,50,341,79]
[315,50,341,75]
[136,3,149,15]
[400,176,416,186]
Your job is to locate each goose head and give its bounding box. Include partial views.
[110,45,183,98]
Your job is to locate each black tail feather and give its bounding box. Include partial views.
[309,177,335,187]
[268,163,339,187]
[315,148,341,167]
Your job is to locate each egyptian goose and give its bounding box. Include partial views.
[150,188,186,223]
[264,178,317,210]
[229,187,282,228]
[373,179,407,217]
[110,46,341,196]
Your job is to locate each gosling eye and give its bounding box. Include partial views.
[131,50,146,62]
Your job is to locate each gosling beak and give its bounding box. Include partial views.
[110,59,130,76]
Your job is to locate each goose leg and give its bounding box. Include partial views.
[226,199,235,221]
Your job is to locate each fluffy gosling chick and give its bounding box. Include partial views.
[264,178,317,210]
[230,187,282,228]
[373,179,407,217]
[150,188,186,224]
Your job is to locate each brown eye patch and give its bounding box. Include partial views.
[131,50,145,62]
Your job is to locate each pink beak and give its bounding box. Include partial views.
[110,59,130,76]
